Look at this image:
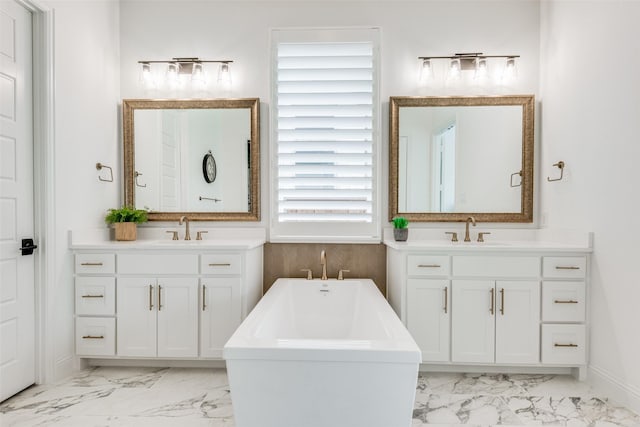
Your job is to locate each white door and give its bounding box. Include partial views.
[495,281,540,364]
[157,278,198,358]
[407,279,450,362]
[0,0,35,402]
[117,278,157,357]
[200,278,241,358]
[451,280,495,363]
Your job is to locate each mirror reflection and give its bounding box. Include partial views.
[134,108,250,212]
[389,96,534,222]
[123,98,260,221]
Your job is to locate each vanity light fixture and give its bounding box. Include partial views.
[418,53,520,84]
[138,57,233,88]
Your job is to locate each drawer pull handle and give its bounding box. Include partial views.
[80,262,103,266]
[202,285,207,311]
[209,263,231,267]
[443,287,448,314]
[554,299,579,304]
[555,266,580,270]
[158,285,163,311]
[418,264,441,268]
[500,288,505,315]
[554,343,578,348]
[81,295,104,299]
[82,335,104,339]
[149,284,154,311]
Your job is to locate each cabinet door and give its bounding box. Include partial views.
[407,279,450,362]
[117,278,157,357]
[200,278,242,358]
[157,278,199,358]
[452,280,495,363]
[495,281,540,364]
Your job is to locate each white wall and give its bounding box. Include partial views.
[46,0,120,381]
[540,0,640,412]
[119,0,540,228]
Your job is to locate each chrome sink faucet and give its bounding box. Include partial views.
[179,215,191,240]
[464,216,476,242]
[320,250,328,280]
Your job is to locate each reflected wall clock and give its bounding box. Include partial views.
[202,150,217,183]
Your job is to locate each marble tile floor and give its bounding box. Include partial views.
[1,367,639,427]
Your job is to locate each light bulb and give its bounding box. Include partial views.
[218,62,231,85]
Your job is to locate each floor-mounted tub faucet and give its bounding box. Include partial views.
[320,250,328,280]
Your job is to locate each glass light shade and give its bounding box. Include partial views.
[218,63,232,84]
[140,63,155,87]
[420,58,433,82]
[503,57,517,80]
[166,62,179,87]
[191,62,206,85]
[475,58,488,80]
[448,58,461,79]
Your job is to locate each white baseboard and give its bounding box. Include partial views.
[589,365,640,415]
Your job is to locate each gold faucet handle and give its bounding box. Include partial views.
[166,230,179,240]
[477,232,491,242]
[445,231,458,242]
[196,231,208,241]
[301,269,313,280]
[337,269,350,280]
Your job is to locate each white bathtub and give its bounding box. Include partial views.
[224,278,421,427]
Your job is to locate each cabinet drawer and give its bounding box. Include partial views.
[543,256,586,279]
[201,254,242,275]
[118,253,198,275]
[75,253,115,274]
[407,255,449,277]
[452,256,540,278]
[76,317,116,356]
[75,277,116,316]
[541,324,586,365]
[542,281,586,322]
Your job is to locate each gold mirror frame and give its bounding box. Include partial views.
[123,98,260,221]
[389,95,534,222]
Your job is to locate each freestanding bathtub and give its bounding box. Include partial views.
[224,278,421,427]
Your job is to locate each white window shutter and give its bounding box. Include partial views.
[276,41,374,224]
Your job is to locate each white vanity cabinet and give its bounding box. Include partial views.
[117,277,199,358]
[72,234,264,362]
[386,233,591,376]
[451,280,540,364]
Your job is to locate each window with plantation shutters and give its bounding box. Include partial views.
[271,28,380,242]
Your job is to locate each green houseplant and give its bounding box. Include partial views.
[392,216,409,242]
[105,206,148,241]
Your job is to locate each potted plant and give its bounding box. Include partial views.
[105,206,148,241]
[392,217,409,242]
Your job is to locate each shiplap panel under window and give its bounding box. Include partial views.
[276,41,374,224]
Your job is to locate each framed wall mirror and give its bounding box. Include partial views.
[123,98,260,221]
[389,95,534,222]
